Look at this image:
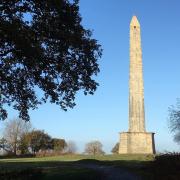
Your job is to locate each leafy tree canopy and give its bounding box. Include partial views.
[25,130,52,153]
[0,0,102,121]
[51,138,67,152]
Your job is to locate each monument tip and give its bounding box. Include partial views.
[130,16,140,27]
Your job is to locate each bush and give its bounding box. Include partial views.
[0,153,35,159]
[150,152,180,180]
[35,150,66,157]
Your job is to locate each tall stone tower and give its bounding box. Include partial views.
[118,16,155,154]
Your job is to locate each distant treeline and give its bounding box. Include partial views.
[0,118,76,157]
[0,118,106,157]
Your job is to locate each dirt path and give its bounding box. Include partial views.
[77,163,141,180]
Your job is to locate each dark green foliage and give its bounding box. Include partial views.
[155,153,180,167]
[20,130,67,154]
[51,138,67,152]
[151,153,180,180]
[19,133,31,154]
[0,0,102,121]
[24,130,52,154]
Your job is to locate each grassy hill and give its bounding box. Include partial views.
[0,154,179,180]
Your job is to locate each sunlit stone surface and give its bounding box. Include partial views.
[119,16,155,154]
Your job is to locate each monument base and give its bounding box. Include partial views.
[118,132,155,154]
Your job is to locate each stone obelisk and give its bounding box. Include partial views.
[118,16,155,154]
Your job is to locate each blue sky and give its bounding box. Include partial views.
[1,0,180,153]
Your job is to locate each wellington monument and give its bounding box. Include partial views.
[118,16,156,154]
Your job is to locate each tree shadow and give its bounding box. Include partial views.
[0,154,179,180]
[0,160,102,180]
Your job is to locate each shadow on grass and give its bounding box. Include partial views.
[0,160,103,180]
[0,159,147,180]
[0,154,179,180]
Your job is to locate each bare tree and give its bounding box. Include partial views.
[111,143,119,154]
[168,99,180,145]
[84,141,105,155]
[66,141,77,154]
[3,118,32,155]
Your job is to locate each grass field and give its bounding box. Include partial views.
[0,154,179,180]
[0,154,153,179]
[0,154,154,163]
